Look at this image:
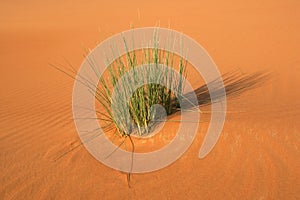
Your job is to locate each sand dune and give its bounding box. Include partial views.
[1,0,300,199]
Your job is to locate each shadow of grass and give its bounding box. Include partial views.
[180,70,271,109]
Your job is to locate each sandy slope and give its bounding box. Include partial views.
[1,0,300,199]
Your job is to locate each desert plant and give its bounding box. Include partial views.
[92,31,188,137]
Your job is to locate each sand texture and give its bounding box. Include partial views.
[1,0,300,199]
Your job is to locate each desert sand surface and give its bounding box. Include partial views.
[1,0,300,199]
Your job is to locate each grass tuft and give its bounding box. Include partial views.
[94,31,187,137]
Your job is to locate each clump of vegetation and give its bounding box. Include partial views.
[94,33,187,137]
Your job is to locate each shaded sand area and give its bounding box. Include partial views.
[1,0,300,199]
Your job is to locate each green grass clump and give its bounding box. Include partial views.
[94,33,188,137]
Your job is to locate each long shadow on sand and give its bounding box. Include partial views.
[179,71,271,110]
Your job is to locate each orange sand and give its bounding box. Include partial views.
[1,0,300,199]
